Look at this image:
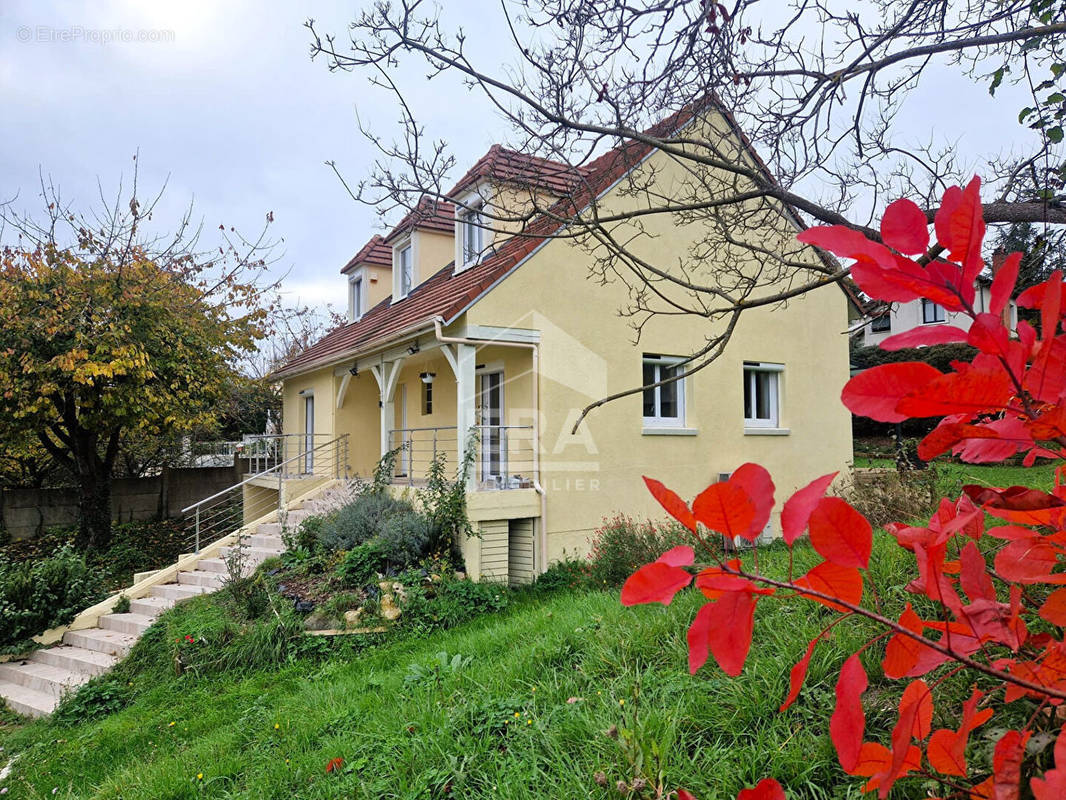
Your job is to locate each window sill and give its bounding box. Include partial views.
[642,427,698,436]
[744,427,790,436]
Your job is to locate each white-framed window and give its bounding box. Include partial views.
[348,275,364,321]
[422,380,433,415]
[922,299,946,324]
[642,355,685,427]
[743,362,783,428]
[458,201,484,269]
[871,314,890,332]
[395,241,413,299]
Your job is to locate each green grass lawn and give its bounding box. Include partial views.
[3,459,1046,799]
[0,537,907,800]
[852,457,1059,494]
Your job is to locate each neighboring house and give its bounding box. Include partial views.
[853,278,1018,348]
[273,105,854,583]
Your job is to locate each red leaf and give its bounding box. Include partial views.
[779,635,820,711]
[808,497,873,569]
[928,729,965,776]
[900,680,934,739]
[881,197,930,255]
[1045,269,1064,342]
[882,699,919,797]
[798,225,896,267]
[934,185,963,249]
[965,484,1066,526]
[692,481,756,540]
[960,541,996,603]
[736,778,785,800]
[830,654,867,772]
[992,730,1030,800]
[882,603,924,679]
[621,562,693,606]
[1040,587,1066,626]
[842,362,943,423]
[794,561,864,612]
[945,176,986,285]
[918,422,999,461]
[879,325,969,351]
[851,742,922,793]
[927,688,992,777]
[657,546,695,567]
[994,538,1066,585]
[677,792,699,800]
[990,252,1022,316]
[643,476,697,532]
[968,313,1012,358]
[730,463,775,541]
[325,757,344,774]
[781,472,838,545]
[687,591,757,676]
[896,368,1013,418]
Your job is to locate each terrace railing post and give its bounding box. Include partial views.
[195,507,201,554]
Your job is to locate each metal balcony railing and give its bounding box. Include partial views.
[237,433,335,475]
[388,424,536,490]
[180,434,349,553]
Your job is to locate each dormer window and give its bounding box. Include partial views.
[457,200,484,270]
[395,240,413,300]
[348,274,365,321]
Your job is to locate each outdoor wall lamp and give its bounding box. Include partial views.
[420,372,436,384]
[407,339,420,355]
[348,362,358,376]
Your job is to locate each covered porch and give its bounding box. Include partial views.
[332,328,544,584]
[334,330,542,494]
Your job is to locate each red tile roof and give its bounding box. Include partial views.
[341,234,391,274]
[277,96,841,380]
[382,197,455,244]
[448,144,590,199]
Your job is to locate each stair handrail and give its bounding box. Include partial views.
[180,435,347,515]
[181,434,349,553]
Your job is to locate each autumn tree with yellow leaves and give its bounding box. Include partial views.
[0,172,278,550]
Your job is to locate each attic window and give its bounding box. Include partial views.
[397,242,413,299]
[458,201,484,268]
[349,275,364,321]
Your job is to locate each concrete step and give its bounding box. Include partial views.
[149,583,209,603]
[34,645,118,677]
[284,510,311,525]
[98,612,156,636]
[194,557,228,574]
[62,628,138,658]
[0,660,89,698]
[130,595,174,617]
[0,680,58,718]
[255,522,282,537]
[249,534,285,549]
[219,545,284,562]
[177,570,224,589]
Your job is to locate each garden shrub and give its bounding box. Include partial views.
[0,545,105,648]
[377,511,432,567]
[586,514,694,586]
[402,575,509,633]
[315,492,414,552]
[53,674,133,724]
[534,557,592,593]
[335,542,384,586]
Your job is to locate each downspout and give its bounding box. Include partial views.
[433,317,549,575]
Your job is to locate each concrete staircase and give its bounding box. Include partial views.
[0,509,311,718]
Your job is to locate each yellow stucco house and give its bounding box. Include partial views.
[273,106,854,583]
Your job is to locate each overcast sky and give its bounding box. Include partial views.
[0,0,1044,315]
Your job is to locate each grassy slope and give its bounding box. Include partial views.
[0,539,894,800]
[4,461,1045,800]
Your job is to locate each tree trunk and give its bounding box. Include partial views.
[75,462,112,551]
